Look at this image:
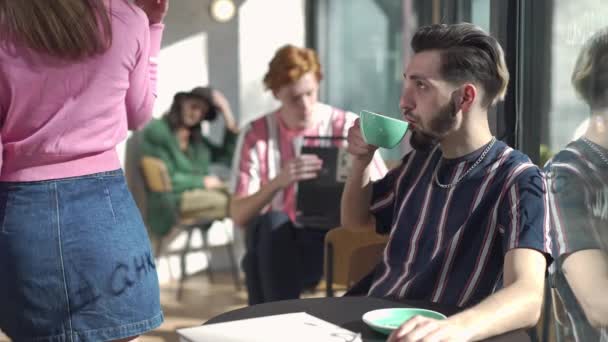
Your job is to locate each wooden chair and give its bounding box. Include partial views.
[140,156,241,300]
[324,226,389,297]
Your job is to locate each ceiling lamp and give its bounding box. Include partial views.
[210,0,236,23]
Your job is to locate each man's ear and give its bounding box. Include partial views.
[454,84,477,113]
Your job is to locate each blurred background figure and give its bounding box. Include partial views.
[140,87,239,242]
[546,26,608,341]
[0,0,168,341]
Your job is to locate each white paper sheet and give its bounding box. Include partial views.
[177,312,362,342]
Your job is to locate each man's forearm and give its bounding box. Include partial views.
[230,179,282,227]
[563,249,608,327]
[341,160,374,230]
[577,287,608,328]
[449,279,544,341]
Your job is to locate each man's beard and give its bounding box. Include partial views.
[409,101,458,151]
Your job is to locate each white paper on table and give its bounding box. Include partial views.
[177,312,362,342]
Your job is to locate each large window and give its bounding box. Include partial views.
[515,1,608,341]
[546,1,608,153]
[308,0,506,160]
[309,0,411,160]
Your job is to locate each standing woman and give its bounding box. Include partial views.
[0,0,168,341]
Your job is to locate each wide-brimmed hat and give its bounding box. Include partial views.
[173,86,219,121]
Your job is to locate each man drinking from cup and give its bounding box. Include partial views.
[342,23,551,342]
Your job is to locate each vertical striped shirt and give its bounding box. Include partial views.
[368,140,551,307]
[546,139,608,342]
[230,102,387,222]
[547,139,608,255]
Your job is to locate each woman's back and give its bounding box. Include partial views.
[0,2,168,341]
[0,0,163,181]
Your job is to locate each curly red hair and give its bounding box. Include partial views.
[263,45,323,92]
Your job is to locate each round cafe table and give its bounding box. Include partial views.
[205,296,531,342]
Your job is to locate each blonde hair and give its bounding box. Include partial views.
[0,0,112,60]
[263,45,323,92]
[571,27,608,109]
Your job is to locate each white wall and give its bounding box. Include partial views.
[155,34,210,117]
[118,0,306,164]
[238,0,306,126]
[117,33,210,166]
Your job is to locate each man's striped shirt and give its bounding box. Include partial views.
[368,140,551,307]
[546,138,608,342]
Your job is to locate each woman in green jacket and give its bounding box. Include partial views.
[141,87,238,237]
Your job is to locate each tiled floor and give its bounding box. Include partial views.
[141,272,248,342]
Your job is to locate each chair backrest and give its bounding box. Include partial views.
[140,156,173,192]
[124,131,148,217]
[348,242,386,287]
[324,226,389,289]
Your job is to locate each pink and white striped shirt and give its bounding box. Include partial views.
[230,103,387,222]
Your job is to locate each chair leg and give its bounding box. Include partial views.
[226,241,241,291]
[154,236,174,280]
[177,227,194,301]
[326,243,334,298]
[221,223,241,291]
[540,281,551,342]
[554,314,564,342]
[202,227,214,283]
[154,236,163,258]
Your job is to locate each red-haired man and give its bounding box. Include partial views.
[229,45,387,304]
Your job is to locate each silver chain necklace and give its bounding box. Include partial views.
[433,137,497,189]
[582,137,608,167]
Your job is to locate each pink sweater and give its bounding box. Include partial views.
[0,0,163,181]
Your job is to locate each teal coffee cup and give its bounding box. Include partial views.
[363,308,447,335]
[360,110,409,148]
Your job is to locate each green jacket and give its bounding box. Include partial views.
[140,118,237,236]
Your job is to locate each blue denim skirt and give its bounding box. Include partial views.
[0,170,163,342]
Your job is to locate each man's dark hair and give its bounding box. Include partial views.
[571,27,608,110]
[411,23,510,108]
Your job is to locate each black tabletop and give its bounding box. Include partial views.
[205,296,531,342]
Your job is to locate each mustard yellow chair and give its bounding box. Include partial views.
[140,156,240,300]
[324,226,389,297]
